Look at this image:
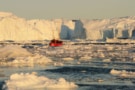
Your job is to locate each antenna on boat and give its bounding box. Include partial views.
[55,20,59,40]
[51,19,55,40]
[49,19,63,47]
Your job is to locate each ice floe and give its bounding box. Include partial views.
[0,45,52,67]
[0,45,32,58]
[3,72,78,90]
[110,69,135,78]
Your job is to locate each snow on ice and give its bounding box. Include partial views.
[3,72,78,90]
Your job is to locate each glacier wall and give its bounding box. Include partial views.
[1,12,135,41]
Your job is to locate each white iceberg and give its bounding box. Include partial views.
[1,12,135,41]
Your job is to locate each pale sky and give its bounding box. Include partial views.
[0,0,135,20]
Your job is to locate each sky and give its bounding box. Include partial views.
[0,0,135,20]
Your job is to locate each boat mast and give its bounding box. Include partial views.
[54,19,61,40]
[51,20,55,40]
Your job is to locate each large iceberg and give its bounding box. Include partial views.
[1,12,135,41]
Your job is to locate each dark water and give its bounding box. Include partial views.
[0,82,5,90]
[40,62,135,90]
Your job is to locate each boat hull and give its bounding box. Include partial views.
[49,39,63,47]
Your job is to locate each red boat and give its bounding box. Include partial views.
[49,20,63,47]
[49,39,63,47]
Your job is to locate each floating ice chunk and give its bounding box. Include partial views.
[10,54,52,67]
[62,57,74,61]
[110,69,122,75]
[0,51,52,67]
[3,72,78,90]
[110,69,135,78]
[103,58,111,62]
[0,45,32,58]
[79,56,91,61]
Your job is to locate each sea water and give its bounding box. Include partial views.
[0,43,135,90]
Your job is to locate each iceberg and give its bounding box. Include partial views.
[0,12,135,41]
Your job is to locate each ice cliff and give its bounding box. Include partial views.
[1,12,135,41]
